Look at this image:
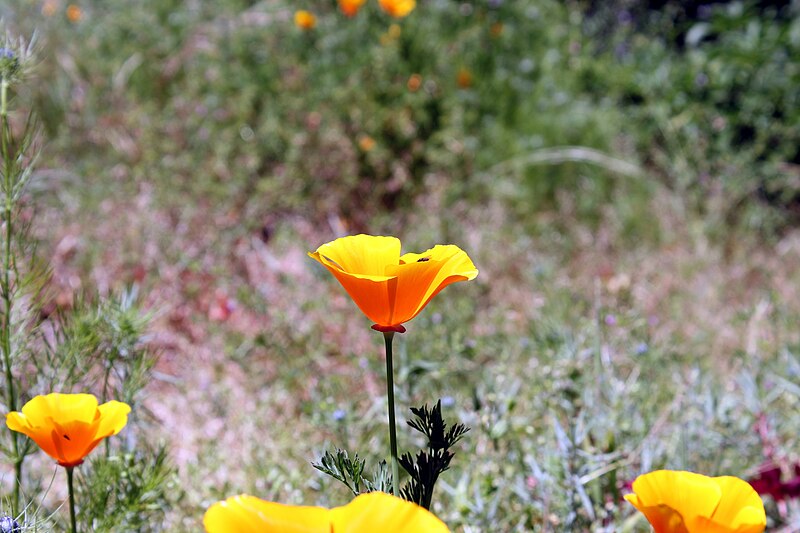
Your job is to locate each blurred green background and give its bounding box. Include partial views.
[2,0,800,530]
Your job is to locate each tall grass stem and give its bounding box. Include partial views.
[0,74,21,513]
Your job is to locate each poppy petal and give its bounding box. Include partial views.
[318,265,396,326]
[313,235,401,277]
[401,245,478,322]
[25,393,99,426]
[385,259,448,325]
[626,471,766,533]
[203,495,331,533]
[49,418,101,466]
[699,477,766,531]
[96,401,132,438]
[7,412,61,460]
[330,492,450,533]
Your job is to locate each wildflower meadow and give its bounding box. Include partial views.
[1,0,800,531]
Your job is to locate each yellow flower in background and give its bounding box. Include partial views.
[388,23,402,39]
[309,235,478,333]
[6,393,130,467]
[338,0,366,17]
[294,10,317,30]
[379,0,416,18]
[380,24,402,45]
[66,4,82,22]
[625,470,766,533]
[204,491,450,533]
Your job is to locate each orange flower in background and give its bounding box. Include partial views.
[490,22,504,38]
[457,67,473,88]
[338,0,366,17]
[407,73,422,92]
[294,10,317,30]
[66,4,82,22]
[625,470,766,533]
[379,0,416,18]
[41,0,58,17]
[309,235,478,333]
[358,135,376,152]
[6,393,130,467]
[204,491,450,533]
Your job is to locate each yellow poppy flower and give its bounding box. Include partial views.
[379,0,416,18]
[6,393,130,467]
[294,10,317,30]
[625,470,766,533]
[387,23,402,39]
[308,235,478,332]
[338,0,366,17]
[203,491,450,533]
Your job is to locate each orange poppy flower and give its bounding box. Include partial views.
[457,67,473,89]
[6,393,130,468]
[407,73,422,92]
[358,135,376,152]
[490,22,504,38]
[338,0,366,17]
[625,470,766,533]
[309,235,477,333]
[294,10,317,30]
[41,0,58,17]
[66,4,82,22]
[203,491,450,533]
[379,0,416,18]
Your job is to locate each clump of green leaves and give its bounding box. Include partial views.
[0,28,178,529]
[77,446,177,533]
[312,450,392,496]
[43,288,156,408]
[400,400,469,510]
[0,32,43,513]
[314,399,469,512]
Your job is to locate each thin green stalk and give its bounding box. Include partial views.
[102,364,112,457]
[0,75,21,512]
[383,331,400,496]
[66,466,78,533]
[0,78,7,117]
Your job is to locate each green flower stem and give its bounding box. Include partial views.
[0,75,21,513]
[66,466,78,533]
[383,331,400,496]
[1,77,7,118]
